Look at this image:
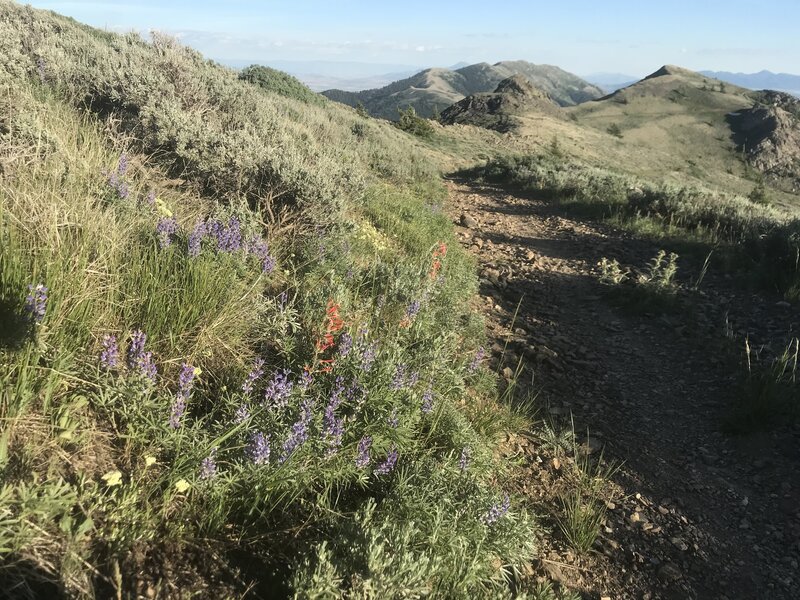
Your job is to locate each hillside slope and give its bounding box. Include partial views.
[323,60,603,120]
[0,3,541,598]
[444,65,798,202]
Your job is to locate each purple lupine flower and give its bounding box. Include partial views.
[156,217,178,249]
[468,347,486,374]
[390,364,407,390]
[483,494,511,525]
[300,369,313,389]
[262,255,276,274]
[116,181,130,200]
[242,357,265,396]
[360,342,377,371]
[249,431,270,465]
[250,237,276,273]
[338,332,353,358]
[100,334,120,370]
[277,291,288,310]
[280,397,314,462]
[407,371,420,388]
[373,446,398,476]
[137,351,157,382]
[24,283,48,323]
[234,404,251,424]
[459,447,470,472]
[177,363,196,401]
[145,190,156,206]
[355,436,372,468]
[199,448,217,480]
[214,217,242,253]
[105,156,130,199]
[170,363,196,428]
[405,300,421,319]
[323,380,345,456]
[117,154,129,177]
[169,398,186,429]
[126,330,157,381]
[188,219,207,257]
[127,329,147,369]
[387,408,399,429]
[264,369,293,409]
[421,385,434,414]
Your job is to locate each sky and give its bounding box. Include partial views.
[25,0,800,78]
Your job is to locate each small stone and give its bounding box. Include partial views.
[776,301,791,309]
[657,562,682,583]
[502,367,514,380]
[460,213,478,228]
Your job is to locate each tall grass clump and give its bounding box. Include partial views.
[726,338,800,433]
[0,5,540,598]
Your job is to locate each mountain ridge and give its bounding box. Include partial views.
[322,60,603,120]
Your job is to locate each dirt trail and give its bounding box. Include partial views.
[446,178,800,599]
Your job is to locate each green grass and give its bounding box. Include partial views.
[0,5,543,598]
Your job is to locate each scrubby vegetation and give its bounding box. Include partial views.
[239,64,326,106]
[0,3,540,597]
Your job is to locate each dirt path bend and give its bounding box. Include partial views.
[446,178,800,600]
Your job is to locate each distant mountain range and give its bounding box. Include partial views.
[322,61,604,120]
[584,70,800,97]
[699,70,800,96]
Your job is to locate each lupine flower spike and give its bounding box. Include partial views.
[483,494,511,525]
[100,334,120,370]
[25,283,48,323]
[199,447,217,480]
[355,436,372,468]
[373,446,398,476]
[250,432,270,465]
[170,363,198,428]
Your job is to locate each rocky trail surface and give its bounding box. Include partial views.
[446,178,800,599]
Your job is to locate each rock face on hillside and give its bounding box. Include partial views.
[729,91,800,189]
[322,61,603,120]
[439,75,561,132]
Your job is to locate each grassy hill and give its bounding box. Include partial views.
[322,61,604,120]
[436,64,799,206]
[0,3,542,598]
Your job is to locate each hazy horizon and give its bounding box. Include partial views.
[23,0,800,79]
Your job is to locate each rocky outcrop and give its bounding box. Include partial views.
[439,75,561,132]
[729,91,800,189]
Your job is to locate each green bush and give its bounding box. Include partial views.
[239,64,325,106]
[397,106,435,138]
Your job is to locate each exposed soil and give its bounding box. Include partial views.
[447,178,800,599]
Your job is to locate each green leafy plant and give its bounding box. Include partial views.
[397,106,435,138]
